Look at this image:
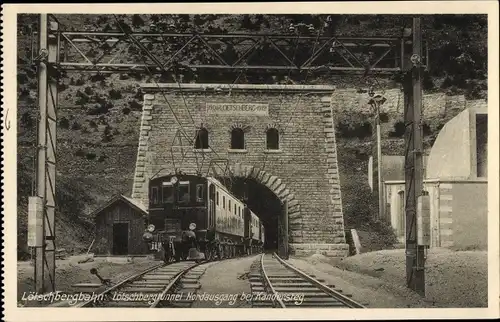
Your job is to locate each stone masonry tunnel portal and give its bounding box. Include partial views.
[131,83,349,257]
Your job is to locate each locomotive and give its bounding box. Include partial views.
[142,173,265,262]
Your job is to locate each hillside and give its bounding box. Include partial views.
[16,14,488,258]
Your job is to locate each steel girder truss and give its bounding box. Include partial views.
[37,29,427,75]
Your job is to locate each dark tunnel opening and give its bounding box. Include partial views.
[218,177,282,251]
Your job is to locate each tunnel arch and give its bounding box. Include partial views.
[219,164,302,250]
[227,164,302,239]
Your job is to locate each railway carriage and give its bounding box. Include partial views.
[143,173,264,262]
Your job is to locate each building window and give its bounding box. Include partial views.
[223,196,226,209]
[162,185,174,203]
[229,200,232,212]
[216,191,219,206]
[196,184,204,202]
[476,114,487,177]
[178,182,190,203]
[398,190,405,235]
[231,128,245,149]
[195,127,209,149]
[266,128,279,150]
[151,186,158,204]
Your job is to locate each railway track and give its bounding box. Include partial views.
[76,260,208,308]
[249,253,365,308]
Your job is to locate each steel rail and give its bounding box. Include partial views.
[272,252,365,308]
[149,260,207,307]
[75,252,256,308]
[75,262,166,307]
[260,253,286,308]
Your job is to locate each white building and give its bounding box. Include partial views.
[379,107,487,249]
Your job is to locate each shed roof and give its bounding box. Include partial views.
[90,194,148,219]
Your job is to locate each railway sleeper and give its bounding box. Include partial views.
[131,281,173,286]
[252,282,318,287]
[251,287,336,293]
[120,287,165,292]
[142,275,181,280]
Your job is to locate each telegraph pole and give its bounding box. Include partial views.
[34,14,58,293]
[368,87,386,221]
[376,107,383,220]
[404,17,426,296]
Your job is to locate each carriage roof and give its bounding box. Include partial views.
[207,177,260,222]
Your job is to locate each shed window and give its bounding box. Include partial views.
[196,184,204,202]
[195,127,209,149]
[266,128,279,150]
[178,182,190,203]
[162,186,174,203]
[231,128,245,149]
[151,186,159,204]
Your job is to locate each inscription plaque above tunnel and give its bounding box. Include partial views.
[132,83,349,257]
[206,103,269,116]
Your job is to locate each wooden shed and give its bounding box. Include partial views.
[92,194,149,256]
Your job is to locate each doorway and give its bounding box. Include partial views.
[112,222,129,255]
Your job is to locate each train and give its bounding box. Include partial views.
[142,173,265,262]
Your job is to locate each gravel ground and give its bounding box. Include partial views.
[288,248,487,308]
[191,255,260,308]
[288,256,432,308]
[17,255,158,306]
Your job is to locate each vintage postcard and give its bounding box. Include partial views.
[2,2,499,321]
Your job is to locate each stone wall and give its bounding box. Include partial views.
[331,88,487,138]
[131,84,349,257]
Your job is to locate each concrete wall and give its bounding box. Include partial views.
[131,84,349,257]
[449,182,488,250]
[385,180,487,250]
[385,181,439,244]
